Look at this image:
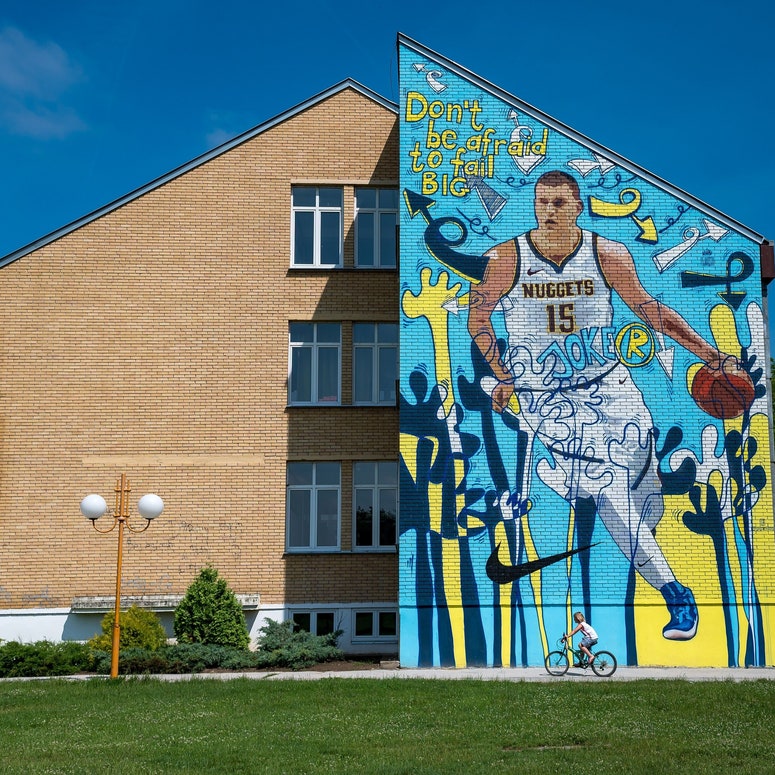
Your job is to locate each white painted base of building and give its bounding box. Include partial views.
[0,601,398,657]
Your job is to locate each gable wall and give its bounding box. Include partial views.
[397,38,774,668]
[0,88,399,620]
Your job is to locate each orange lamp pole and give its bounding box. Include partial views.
[110,474,129,679]
[81,474,164,679]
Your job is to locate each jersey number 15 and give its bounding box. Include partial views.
[546,302,576,334]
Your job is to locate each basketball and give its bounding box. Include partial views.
[690,360,755,420]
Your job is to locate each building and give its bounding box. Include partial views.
[1,34,773,667]
[0,79,400,656]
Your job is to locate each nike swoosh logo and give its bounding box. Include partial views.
[526,267,544,276]
[486,542,598,584]
[636,556,653,568]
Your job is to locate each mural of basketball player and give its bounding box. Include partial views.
[467,170,747,641]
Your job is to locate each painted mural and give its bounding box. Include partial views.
[398,37,775,668]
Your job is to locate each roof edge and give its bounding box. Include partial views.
[0,79,398,269]
[397,33,766,245]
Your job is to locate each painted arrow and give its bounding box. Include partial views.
[404,189,489,284]
[680,251,753,310]
[652,219,730,273]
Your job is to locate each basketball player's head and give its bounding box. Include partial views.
[533,171,583,234]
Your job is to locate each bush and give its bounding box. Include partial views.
[89,647,170,676]
[87,623,343,674]
[173,566,250,650]
[89,643,259,675]
[163,643,257,673]
[0,640,93,678]
[0,618,342,677]
[87,605,167,652]
[254,620,343,670]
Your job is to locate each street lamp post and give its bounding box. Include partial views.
[80,473,164,678]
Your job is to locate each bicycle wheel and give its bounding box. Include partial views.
[590,650,617,677]
[544,650,569,676]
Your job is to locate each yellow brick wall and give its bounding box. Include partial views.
[0,88,399,610]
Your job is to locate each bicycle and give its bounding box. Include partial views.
[544,636,617,677]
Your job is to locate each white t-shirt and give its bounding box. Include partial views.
[578,621,598,640]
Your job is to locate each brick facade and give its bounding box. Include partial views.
[0,85,400,652]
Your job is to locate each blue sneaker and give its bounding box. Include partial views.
[660,581,698,640]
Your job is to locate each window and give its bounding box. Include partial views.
[353,461,397,549]
[291,611,336,636]
[286,462,341,550]
[353,609,398,641]
[292,186,343,267]
[289,323,341,405]
[353,323,398,405]
[355,188,398,268]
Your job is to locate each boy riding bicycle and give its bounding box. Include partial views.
[564,612,598,667]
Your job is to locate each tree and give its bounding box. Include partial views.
[173,566,250,650]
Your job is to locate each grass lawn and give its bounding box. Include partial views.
[1,677,773,774]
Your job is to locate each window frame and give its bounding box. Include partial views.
[352,322,399,406]
[288,322,342,406]
[291,186,344,268]
[290,610,338,637]
[355,187,398,269]
[352,460,398,551]
[286,461,341,552]
[352,608,399,643]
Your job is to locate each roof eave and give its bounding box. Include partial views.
[0,79,398,269]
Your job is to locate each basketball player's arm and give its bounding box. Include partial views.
[598,238,730,365]
[467,242,517,410]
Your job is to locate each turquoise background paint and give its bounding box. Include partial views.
[398,41,771,668]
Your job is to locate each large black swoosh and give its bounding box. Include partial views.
[486,542,598,584]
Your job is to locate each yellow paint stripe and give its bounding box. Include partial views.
[454,457,466,537]
[565,504,576,635]
[748,414,775,662]
[399,433,418,485]
[522,518,549,657]
[709,304,742,355]
[495,521,512,666]
[428,482,442,535]
[724,518,749,665]
[441,536,467,667]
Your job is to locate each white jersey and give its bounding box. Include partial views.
[500,229,618,391]
[487,229,674,594]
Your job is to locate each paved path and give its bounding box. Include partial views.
[147,665,775,682]
[5,666,774,683]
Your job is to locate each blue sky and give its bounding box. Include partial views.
[1,1,773,314]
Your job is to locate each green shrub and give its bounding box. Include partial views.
[89,643,259,675]
[111,648,171,675]
[173,566,250,650]
[87,623,344,674]
[0,640,93,678]
[254,620,343,670]
[163,643,257,673]
[87,605,167,652]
